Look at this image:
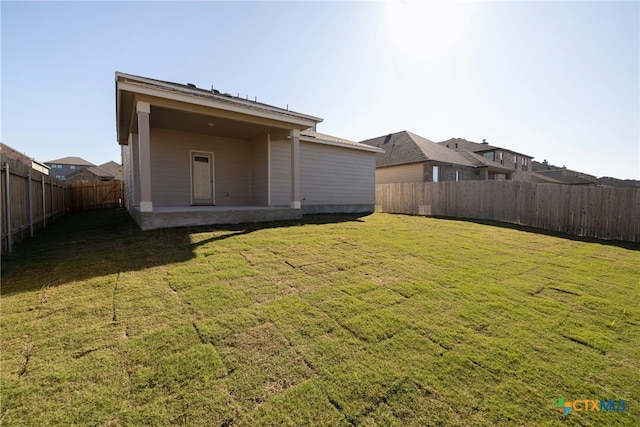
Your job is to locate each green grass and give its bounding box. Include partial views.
[1,208,639,426]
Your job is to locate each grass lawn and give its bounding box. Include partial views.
[1,208,639,426]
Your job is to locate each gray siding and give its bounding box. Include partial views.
[121,144,132,208]
[131,133,141,207]
[270,138,291,206]
[300,141,376,206]
[375,163,423,184]
[149,128,252,207]
[250,134,269,206]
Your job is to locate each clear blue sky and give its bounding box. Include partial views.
[2,1,638,179]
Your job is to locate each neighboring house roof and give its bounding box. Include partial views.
[532,161,597,184]
[1,143,51,172]
[300,130,384,153]
[45,156,95,166]
[596,177,640,189]
[99,161,123,180]
[458,151,516,174]
[438,138,533,159]
[66,166,115,181]
[360,131,475,168]
[531,171,564,184]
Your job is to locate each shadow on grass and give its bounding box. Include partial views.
[0,208,369,296]
[429,215,640,251]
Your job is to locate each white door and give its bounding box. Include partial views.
[191,152,214,205]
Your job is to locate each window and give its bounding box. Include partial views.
[499,152,504,164]
[455,170,462,181]
[70,165,76,170]
[522,158,528,171]
[513,155,518,169]
[432,165,440,182]
[483,152,495,161]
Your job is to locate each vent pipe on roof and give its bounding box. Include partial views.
[187,83,196,88]
[482,139,488,144]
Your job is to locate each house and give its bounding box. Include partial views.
[438,138,535,181]
[115,72,383,230]
[66,161,124,183]
[359,131,514,183]
[45,156,95,180]
[532,160,597,185]
[65,166,116,183]
[1,143,51,175]
[98,161,124,181]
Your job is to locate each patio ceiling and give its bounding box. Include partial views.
[149,106,275,140]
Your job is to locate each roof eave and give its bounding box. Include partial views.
[300,135,384,153]
[116,72,323,126]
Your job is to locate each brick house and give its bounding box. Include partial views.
[360,131,514,183]
[45,156,95,180]
[438,138,534,181]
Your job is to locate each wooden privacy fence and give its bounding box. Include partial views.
[1,156,66,254]
[376,181,640,242]
[66,181,123,212]
[2,155,125,253]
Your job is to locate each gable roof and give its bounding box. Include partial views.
[45,156,95,166]
[359,131,475,168]
[458,151,516,174]
[99,161,123,179]
[67,166,114,180]
[438,138,533,159]
[300,130,384,153]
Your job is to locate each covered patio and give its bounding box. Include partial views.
[116,73,321,229]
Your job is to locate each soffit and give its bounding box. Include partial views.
[149,106,275,140]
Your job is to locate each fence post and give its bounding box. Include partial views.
[94,183,97,209]
[4,162,13,253]
[28,170,34,237]
[42,175,46,228]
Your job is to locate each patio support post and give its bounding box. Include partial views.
[137,101,153,212]
[290,129,300,209]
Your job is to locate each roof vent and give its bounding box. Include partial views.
[187,83,196,88]
[482,139,488,144]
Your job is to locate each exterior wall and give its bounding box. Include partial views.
[270,138,291,206]
[250,134,269,206]
[131,134,141,207]
[300,141,376,211]
[376,163,423,184]
[149,128,252,207]
[47,164,91,180]
[422,162,480,182]
[121,144,132,208]
[477,149,533,181]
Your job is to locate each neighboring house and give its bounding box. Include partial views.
[359,131,514,183]
[45,156,95,180]
[438,138,535,181]
[1,143,51,174]
[115,72,383,230]
[65,166,116,183]
[98,161,124,181]
[532,160,597,185]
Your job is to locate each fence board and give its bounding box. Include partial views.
[2,153,125,252]
[1,155,67,253]
[376,181,640,242]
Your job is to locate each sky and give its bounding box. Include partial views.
[1,0,639,179]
